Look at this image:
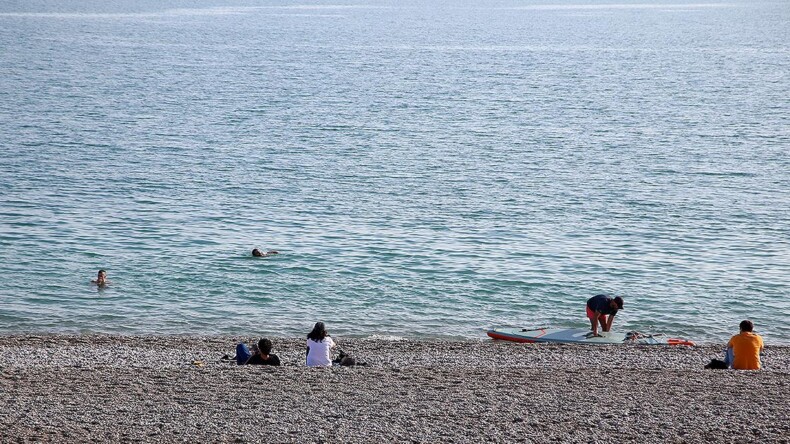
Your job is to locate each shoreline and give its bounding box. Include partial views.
[2,335,788,442]
[1,329,778,346]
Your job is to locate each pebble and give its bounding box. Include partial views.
[0,335,787,442]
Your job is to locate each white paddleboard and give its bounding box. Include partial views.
[487,327,694,346]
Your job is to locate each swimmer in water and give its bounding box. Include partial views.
[91,269,109,287]
[252,248,279,258]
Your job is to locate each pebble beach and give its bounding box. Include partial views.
[1,335,788,443]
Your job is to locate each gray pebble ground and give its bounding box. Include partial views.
[1,335,788,443]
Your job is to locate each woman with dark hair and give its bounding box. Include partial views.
[306,322,335,367]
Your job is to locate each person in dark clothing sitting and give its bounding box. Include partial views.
[247,338,280,366]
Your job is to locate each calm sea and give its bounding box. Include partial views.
[0,0,788,343]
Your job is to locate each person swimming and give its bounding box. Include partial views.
[252,248,279,258]
[91,269,109,287]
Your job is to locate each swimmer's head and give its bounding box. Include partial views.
[95,269,107,285]
[252,249,263,257]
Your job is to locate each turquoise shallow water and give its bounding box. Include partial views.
[0,0,788,343]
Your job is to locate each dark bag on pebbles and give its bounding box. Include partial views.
[704,359,728,370]
[332,349,367,367]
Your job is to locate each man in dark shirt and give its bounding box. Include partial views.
[244,338,281,366]
[586,294,624,337]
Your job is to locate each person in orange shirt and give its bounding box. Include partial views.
[725,320,764,370]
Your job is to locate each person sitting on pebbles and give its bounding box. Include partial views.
[91,269,110,287]
[235,338,281,366]
[246,338,281,366]
[306,322,336,367]
[726,320,764,370]
[252,248,279,258]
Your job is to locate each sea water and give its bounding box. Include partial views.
[0,0,788,343]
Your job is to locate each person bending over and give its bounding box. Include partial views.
[586,294,624,337]
[306,322,335,367]
[726,320,764,370]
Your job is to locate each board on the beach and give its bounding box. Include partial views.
[487,327,694,346]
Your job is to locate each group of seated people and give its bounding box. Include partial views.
[235,319,765,371]
[233,322,358,367]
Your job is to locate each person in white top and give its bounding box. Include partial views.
[306,322,335,367]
